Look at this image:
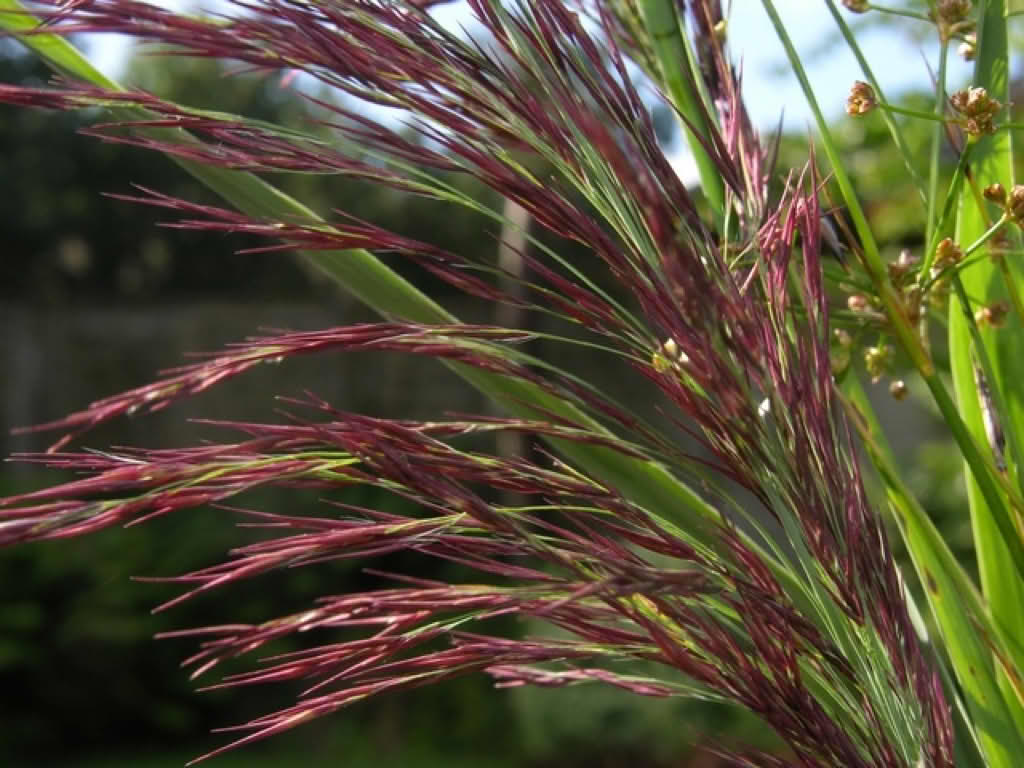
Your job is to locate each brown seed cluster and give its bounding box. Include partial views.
[981,182,1024,229]
[931,0,975,43]
[975,301,1010,329]
[846,80,877,116]
[950,87,1002,138]
[934,0,971,24]
[1009,185,1024,224]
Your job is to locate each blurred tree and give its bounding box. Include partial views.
[0,45,521,764]
[0,48,510,305]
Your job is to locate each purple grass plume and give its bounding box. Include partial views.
[0,1,952,766]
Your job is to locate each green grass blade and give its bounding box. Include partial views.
[926,42,950,248]
[949,0,1024,738]
[823,0,928,210]
[840,370,1024,768]
[638,0,726,222]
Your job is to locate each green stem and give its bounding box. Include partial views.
[866,4,931,22]
[922,145,973,280]
[950,273,1024,498]
[996,247,1024,326]
[762,0,1024,589]
[877,102,948,123]
[923,213,1008,291]
[953,0,1024,739]
[637,0,726,225]
[825,0,928,208]
[922,365,1024,558]
[927,43,949,248]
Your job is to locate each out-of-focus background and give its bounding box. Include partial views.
[1,3,1020,766]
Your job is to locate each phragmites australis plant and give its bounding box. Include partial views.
[2,0,1024,765]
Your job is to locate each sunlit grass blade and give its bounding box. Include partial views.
[949,0,1024,739]
[840,370,1024,768]
[638,0,725,222]
[925,40,949,250]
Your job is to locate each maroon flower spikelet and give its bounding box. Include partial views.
[0,2,951,766]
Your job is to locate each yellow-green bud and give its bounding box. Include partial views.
[865,343,893,382]
[934,237,964,269]
[652,338,689,373]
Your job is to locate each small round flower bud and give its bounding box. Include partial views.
[984,183,1007,205]
[932,1,975,43]
[889,380,908,400]
[975,301,1010,328]
[887,249,917,283]
[865,343,893,382]
[846,81,877,115]
[958,33,977,61]
[1008,184,1024,223]
[934,237,964,268]
[847,294,870,312]
[842,0,870,11]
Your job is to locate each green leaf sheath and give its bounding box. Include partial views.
[949,0,1024,740]
[840,371,1024,768]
